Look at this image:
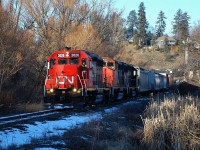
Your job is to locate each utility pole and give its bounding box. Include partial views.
[183,38,190,81]
[185,47,188,64]
[184,38,190,65]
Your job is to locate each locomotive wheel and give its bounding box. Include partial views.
[86,91,97,106]
[128,88,133,98]
[113,89,118,101]
[123,88,128,100]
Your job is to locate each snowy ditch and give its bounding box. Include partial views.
[0,101,140,149]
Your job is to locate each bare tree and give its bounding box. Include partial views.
[0,0,25,92]
[21,0,124,57]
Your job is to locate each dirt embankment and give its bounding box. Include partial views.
[175,81,200,97]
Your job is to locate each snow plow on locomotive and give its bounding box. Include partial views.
[44,48,170,106]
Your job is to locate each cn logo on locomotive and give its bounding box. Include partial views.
[56,76,74,84]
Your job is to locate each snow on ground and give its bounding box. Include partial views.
[0,101,140,149]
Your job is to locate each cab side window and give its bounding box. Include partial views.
[107,62,115,70]
[50,58,56,68]
[103,61,106,67]
[82,58,87,67]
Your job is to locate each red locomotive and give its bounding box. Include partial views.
[102,57,137,100]
[44,48,169,106]
[44,49,104,104]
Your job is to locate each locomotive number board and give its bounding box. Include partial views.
[70,53,80,57]
[58,54,65,58]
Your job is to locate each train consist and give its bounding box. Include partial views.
[44,49,169,105]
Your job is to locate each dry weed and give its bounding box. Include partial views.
[142,96,200,150]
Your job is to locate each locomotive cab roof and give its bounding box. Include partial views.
[47,49,104,67]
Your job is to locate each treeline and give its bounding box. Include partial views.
[125,2,192,46]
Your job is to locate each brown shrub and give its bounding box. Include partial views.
[0,91,15,114]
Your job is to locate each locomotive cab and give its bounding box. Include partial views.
[44,49,104,104]
[44,50,90,103]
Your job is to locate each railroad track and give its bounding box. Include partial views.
[0,94,153,130]
[0,107,71,129]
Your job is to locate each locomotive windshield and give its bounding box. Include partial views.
[70,58,79,64]
[58,58,68,64]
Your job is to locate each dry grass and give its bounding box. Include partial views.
[142,96,200,150]
[16,101,45,113]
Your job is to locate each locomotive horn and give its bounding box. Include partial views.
[65,46,71,50]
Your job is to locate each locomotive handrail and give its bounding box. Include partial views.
[49,75,53,89]
[77,74,84,96]
[82,71,87,89]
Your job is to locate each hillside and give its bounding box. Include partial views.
[116,42,185,70]
[115,42,200,86]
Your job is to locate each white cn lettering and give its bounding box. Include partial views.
[66,76,74,84]
[57,76,74,84]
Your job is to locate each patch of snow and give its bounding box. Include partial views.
[0,100,141,149]
[104,107,119,113]
[0,113,101,149]
[34,148,58,150]
[122,101,140,106]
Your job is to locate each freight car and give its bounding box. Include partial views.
[44,48,169,106]
[135,68,169,94]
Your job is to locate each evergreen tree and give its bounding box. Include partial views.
[173,9,190,41]
[137,2,148,46]
[125,10,137,40]
[155,11,166,38]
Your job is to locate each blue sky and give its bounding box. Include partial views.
[115,0,200,34]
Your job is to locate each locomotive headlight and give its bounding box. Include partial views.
[50,89,54,93]
[73,88,77,92]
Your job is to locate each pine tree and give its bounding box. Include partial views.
[155,11,166,38]
[137,2,148,47]
[173,9,190,41]
[125,10,137,40]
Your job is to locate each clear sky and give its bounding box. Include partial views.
[115,0,200,35]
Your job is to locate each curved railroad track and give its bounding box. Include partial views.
[0,93,155,130]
